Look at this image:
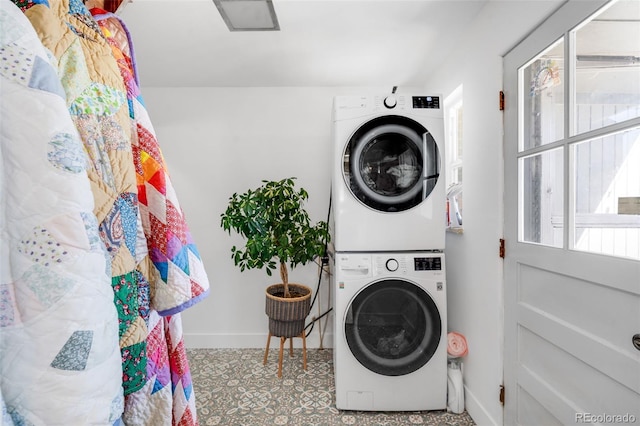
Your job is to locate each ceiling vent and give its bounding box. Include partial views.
[213,0,280,31]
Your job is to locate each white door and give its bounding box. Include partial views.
[503,0,640,424]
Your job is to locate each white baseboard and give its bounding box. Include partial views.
[464,385,501,426]
[184,332,334,349]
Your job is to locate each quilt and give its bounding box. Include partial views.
[90,6,209,319]
[0,1,123,423]
[90,9,209,425]
[13,0,151,397]
[8,0,210,423]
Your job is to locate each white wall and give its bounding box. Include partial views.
[140,2,564,424]
[142,86,419,349]
[424,1,564,426]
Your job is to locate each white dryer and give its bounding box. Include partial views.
[332,251,447,411]
[331,94,445,252]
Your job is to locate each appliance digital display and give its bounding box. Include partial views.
[412,96,440,109]
[414,257,441,271]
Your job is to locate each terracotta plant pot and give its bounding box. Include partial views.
[265,283,312,338]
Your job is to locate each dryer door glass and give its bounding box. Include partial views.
[344,116,440,212]
[344,279,441,376]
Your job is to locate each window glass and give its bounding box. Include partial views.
[517,0,640,260]
[573,0,640,135]
[520,148,564,247]
[573,127,640,260]
[445,87,463,230]
[521,39,565,151]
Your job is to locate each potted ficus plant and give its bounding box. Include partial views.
[220,177,330,339]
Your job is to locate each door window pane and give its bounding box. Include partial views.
[573,127,640,260]
[521,40,565,151]
[520,148,564,247]
[573,0,640,134]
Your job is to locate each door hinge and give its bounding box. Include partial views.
[499,91,505,111]
[499,384,505,406]
[499,239,505,258]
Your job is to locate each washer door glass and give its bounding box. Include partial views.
[344,279,442,376]
[344,115,440,212]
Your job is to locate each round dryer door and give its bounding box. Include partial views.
[344,279,442,376]
[343,115,440,212]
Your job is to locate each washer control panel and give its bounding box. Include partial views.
[343,252,444,277]
[414,256,442,271]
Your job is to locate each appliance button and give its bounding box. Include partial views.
[384,95,397,109]
[386,258,399,272]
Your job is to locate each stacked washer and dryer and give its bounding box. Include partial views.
[330,93,447,411]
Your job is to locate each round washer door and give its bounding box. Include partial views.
[343,115,440,212]
[344,279,442,376]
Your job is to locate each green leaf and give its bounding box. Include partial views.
[220,177,330,280]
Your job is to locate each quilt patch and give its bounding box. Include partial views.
[48,132,86,173]
[69,82,126,117]
[5,405,29,426]
[147,317,170,395]
[10,0,47,11]
[58,39,91,104]
[112,271,140,337]
[137,270,150,324]
[110,393,125,424]
[29,54,64,96]
[0,284,16,327]
[121,340,146,394]
[99,192,138,260]
[18,226,71,267]
[51,330,93,371]
[0,42,63,97]
[22,263,73,310]
[73,114,123,189]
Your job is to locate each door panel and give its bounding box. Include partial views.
[505,246,640,424]
[503,1,640,424]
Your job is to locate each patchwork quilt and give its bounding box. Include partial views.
[90,6,209,320]
[0,1,123,423]
[13,0,151,396]
[91,9,208,425]
[6,0,210,423]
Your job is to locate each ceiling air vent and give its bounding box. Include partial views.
[213,0,280,31]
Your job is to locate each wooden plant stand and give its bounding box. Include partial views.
[263,331,307,378]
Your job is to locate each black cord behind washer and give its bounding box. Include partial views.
[305,185,333,337]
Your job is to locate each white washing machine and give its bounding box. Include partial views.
[332,251,447,411]
[331,94,445,252]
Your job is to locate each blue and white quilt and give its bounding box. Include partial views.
[0,1,124,423]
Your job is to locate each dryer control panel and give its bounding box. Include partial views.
[412,96,440,109]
